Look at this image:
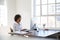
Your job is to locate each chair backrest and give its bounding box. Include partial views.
[10,28,13,32]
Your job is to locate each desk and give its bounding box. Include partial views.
[9,30,60,39]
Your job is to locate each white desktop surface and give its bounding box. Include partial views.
[9,30,60,37]
[34,30,59,37]
[29,30,60,37]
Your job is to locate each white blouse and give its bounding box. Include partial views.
[13,22,22,32]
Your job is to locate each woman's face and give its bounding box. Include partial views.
[16,18,21,23]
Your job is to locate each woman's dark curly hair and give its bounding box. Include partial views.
[14,14,21,21]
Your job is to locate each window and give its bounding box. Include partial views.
[48,4,55,15]
[56,16,60,28]
[41,16,47,28]
[42,5,47,15]
[48,16,55,28]
[35,6,40,16]
[41,0,56,16]
[32,0,60,29]
[56,0,60,3]
[36,0,40,5]
[48,0,55,3]
[56,4,60,15]
[42,0,47,4]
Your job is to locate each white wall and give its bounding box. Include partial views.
[0,0,16,34]
[0,0,4,5]
[7,0,31,29]
[7,0,16,27]
[16,0,31,29]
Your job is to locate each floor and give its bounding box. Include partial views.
[0,26,58,40]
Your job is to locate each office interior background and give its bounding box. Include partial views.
[0,0,60,40]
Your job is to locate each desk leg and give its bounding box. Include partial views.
[57,36,59,40]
